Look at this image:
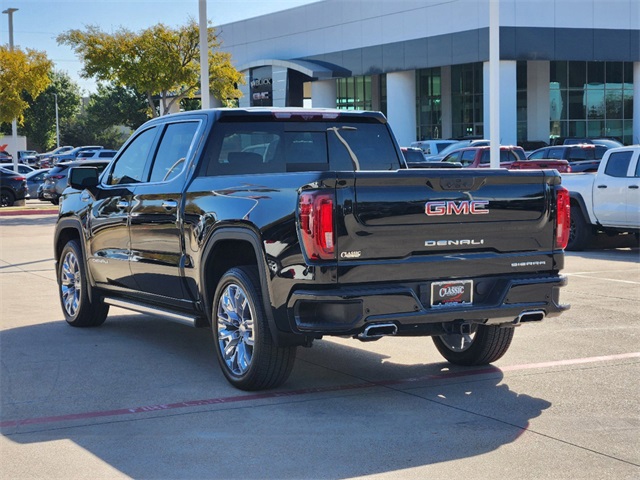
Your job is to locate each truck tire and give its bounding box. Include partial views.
[567,205,593,251]
[212,266,296,390]
[432,324,515,366]
[1,189,15,207]
[58,239,109,327]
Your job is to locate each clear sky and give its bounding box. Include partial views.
[1,0,318,94]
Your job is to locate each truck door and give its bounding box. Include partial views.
[593,150,635,227]
[129,119,202,299]
[88,125,159,290]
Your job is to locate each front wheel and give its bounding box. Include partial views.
[58,239,109,327]
[0,189,15,207]
[212,266,296,390]
[433,324,515,365]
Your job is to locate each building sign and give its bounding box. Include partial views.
[250,66,273,107]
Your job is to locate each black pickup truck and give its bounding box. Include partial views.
[55,108,570,391]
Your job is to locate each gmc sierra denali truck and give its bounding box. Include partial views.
[55,108,570,391]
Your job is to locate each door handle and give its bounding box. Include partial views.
[116,200,129,209]
[162,200,178,210]
[597,185,607,189]
[629,185,639,190]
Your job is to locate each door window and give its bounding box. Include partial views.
[604,151,633,178]
[107,127,157,185]
[149,122,199,183]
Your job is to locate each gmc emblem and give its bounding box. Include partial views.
[425,200,489,216]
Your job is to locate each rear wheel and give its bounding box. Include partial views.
[433,324,515,365]
[0,189,15,207]
[58,239,109,327]
[567,205,593,251]
[212,266,296,390]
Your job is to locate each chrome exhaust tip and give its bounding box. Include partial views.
[516,310,546,323]
[357,323,398,341]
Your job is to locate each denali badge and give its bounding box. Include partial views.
[425,200,489,216]
[425,239,484,247]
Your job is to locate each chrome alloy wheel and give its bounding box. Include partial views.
[438,331,477,353]
[216,283,255,376]
[60,251,82,317]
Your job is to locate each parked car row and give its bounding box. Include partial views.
[404,136,624,174]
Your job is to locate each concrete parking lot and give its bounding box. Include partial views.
[1,213,638,479]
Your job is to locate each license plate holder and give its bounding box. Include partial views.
[431,280,473,307]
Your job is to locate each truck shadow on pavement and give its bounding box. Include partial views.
[1,314,552,479]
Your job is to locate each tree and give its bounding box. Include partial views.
[58,20,244,117]
[87,83,149,131]
[21,71,82,151]
[0,46,53,123]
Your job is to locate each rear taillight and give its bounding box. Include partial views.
[50,175,65,179]
[298,191,335,260]
[15,176,26,181]
[556,187,570,250]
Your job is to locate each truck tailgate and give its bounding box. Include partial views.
[336,169,561,282]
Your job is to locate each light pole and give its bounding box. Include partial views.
[199,0,210,110]
[2,7,19,174]
[54,93,60,148]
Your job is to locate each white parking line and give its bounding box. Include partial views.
[566,274,640,285]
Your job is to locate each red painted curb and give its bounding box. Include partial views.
[0,209,58,217]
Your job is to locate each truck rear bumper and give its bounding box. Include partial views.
[288,274,569,336]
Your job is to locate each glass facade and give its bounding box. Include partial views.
[416,68,443,140]
[451,63,484,138]
[336,76,373,110]
[550,61,634,144]
[517,61,528,143]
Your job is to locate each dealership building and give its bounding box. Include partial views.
[216,0,639,147]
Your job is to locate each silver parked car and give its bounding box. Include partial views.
[41,160,110,204]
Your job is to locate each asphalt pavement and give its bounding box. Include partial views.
[0,213,638,479]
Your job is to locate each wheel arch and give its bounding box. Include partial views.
[200,227,295,346]
[568,192,595,226]
[54,218,98,297]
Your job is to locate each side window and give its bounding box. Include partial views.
[461,150,476,166]
[568,148,588,161]
[443,151,460,163]
[107,127,157,185]
[480,150,490,164]
[604,151,633,178]
[149,122,199,183]
[547,148,564,160]
[528,149,546,160]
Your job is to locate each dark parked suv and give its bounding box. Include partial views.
[0,167,28,207]
[527,144,610,172]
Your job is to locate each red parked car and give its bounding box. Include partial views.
[442,146,571,173]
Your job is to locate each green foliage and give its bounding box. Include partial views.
[60,115,126,150]
[0,46,53,123]
[21,71,82,151]
[58,19,244,116]
[87,83,149,130]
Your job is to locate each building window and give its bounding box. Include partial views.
[336,76,373,111]
[416,67,442,140]
[550,61,634,144]
[451,63,483,138]
[517,61,527,144]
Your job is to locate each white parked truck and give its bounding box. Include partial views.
[562,145,640,250]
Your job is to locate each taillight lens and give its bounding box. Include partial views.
[556,187,570,250]
[298,191,335,260]
[50,175,65,179]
